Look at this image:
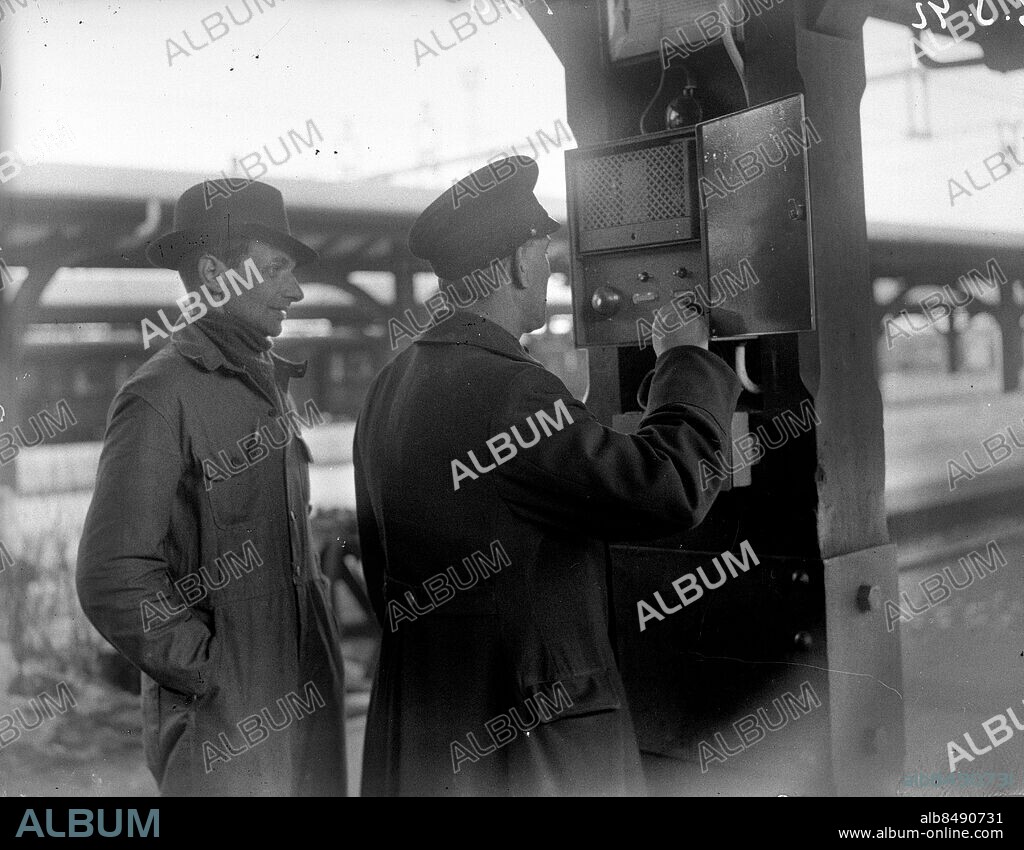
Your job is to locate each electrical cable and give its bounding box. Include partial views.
[722,19,751,108]
[639,46,670,135]
[735,343,762,394]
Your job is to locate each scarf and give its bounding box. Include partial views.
[195,308,281,408]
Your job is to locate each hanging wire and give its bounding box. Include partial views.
[639,45,671,135]
[721,17,751,107]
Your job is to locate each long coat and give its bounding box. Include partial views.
[76,323,347,796]
[354,311,741,796]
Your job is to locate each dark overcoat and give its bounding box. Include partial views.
[76,323,347,796]
[354,311,741,796]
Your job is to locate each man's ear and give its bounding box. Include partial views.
[196,253,225,290]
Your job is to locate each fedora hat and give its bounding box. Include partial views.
[146,180,318,270]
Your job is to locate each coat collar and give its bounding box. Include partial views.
[172,322,308,382]
[415,310,542,366]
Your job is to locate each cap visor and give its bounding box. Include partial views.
[541,215,561,235]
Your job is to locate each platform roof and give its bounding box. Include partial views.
[1,163,568,272]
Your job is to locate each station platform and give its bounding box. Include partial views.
[881,372,1024,560]
[9,371,1024,557]
[4,370,1022,795]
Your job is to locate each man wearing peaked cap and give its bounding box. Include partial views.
[382,155,561,350]
[409,155,560,279]
[355,156,741,796]
[77,180,348,796]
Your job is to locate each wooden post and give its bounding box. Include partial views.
[529,0,904,795]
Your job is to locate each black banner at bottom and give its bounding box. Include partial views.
[0,795,1019,842]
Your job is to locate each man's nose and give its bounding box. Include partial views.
[284,272,304,303]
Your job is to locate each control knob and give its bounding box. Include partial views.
[591,286,623,317]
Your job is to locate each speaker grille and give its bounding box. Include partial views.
[576,143,691,233]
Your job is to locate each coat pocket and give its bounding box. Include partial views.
[520,668,622,724]
[205,463,267,530]
[144,676,198,793]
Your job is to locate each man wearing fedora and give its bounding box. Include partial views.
[355,156,742,796]
[76,181,348,796]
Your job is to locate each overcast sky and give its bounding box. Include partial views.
[2,0,1023,232]
[1,0,569,194]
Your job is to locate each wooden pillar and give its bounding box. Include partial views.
[792,5,902,797]
[0,296,18,494]
[530,0,904,796]
[394,256,416,318]
[998,295,1022,393]
[946,311,960,375]
[0,262,63,489]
